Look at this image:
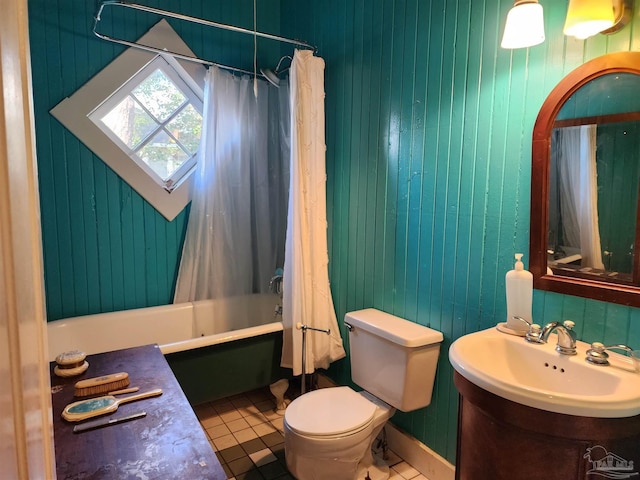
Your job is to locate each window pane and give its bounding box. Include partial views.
[101,95,157,149]
[167,104,203,154]
[132,69,187,122]
[137,130,189,181]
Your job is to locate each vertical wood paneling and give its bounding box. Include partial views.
[373,0,395,321]
[403,0,427,326]
[392,0,413,320]
[348,0,364,312]
[29,0,283,321]
[362,0,383,312]
[338,0,356,325]
[459,0,485,334]
[323,0,345,331]
[282,0,640,463]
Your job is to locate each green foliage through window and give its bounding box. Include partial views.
[92,57,203,191]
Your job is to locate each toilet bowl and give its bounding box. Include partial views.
[284,386,395,480]
[283,309,443,480]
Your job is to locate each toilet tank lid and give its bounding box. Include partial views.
[345,309,443,347]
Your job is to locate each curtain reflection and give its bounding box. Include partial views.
[550,125,604,270]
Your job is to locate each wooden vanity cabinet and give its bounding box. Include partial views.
[454,371,640,480]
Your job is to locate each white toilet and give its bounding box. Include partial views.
[283,308,444,480]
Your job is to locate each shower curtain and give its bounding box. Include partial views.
[556,124,604,270]
[280,50,346,376]
[174,66,290,302]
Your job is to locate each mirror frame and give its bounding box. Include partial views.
[531,52,640,308]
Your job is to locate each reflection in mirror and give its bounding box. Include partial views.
[548,119,640,284]
[530,52,640,307]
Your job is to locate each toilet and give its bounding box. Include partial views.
[283,308,444,480]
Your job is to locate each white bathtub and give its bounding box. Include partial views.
[47,294,289,404]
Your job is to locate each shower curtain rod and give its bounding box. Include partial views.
[93,1,316,76]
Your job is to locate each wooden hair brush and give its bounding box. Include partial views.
[74,372,130,397]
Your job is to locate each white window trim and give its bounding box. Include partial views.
[51,20,206,221]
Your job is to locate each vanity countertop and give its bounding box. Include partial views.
[50,344,225,480]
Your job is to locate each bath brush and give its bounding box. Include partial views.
[74,372,131,397]
[62,388,163,422]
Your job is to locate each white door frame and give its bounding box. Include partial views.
[0,0,56,477]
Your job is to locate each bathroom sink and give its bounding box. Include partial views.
[449,327,640,418]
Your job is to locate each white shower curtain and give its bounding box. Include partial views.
[557,124,604,270]
[174,67,290,302]
[281,50,346,376]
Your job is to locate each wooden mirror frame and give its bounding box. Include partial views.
[531,52,640,307]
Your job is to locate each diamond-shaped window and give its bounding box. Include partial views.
[90,56,203,192]
[51,21,205,220]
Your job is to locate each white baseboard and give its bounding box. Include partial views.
[385,422,455,480]
[316,374,456,480]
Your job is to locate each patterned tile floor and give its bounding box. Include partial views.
[194,387,431,480]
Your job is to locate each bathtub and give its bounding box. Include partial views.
[47,294,290,404]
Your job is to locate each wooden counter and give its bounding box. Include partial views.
[50,344,226,480]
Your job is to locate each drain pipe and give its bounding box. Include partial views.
[296,322,330,395]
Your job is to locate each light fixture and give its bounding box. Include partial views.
[501,0,546,49]
[601,0,634,33]
[501,0,634,49]
[564,0,616,38]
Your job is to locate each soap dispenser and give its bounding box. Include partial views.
[503,253,533,334]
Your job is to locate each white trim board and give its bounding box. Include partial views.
[385,423,455,480]
[50,19,205,221]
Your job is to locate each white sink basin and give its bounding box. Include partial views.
[449,327,640,418]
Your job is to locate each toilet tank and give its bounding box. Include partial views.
[345,309,443,412]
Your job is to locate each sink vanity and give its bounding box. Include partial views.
[449,327,640,480]
[446,49,640,479]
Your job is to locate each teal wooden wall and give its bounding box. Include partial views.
[28,0,282,321]
[280,0,640,463]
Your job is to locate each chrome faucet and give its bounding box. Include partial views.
[510,316,532,329]
[269,274,283,298]
[529,320,577,355]
[585,342,634,366]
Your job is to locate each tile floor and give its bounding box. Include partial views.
[193,387,431,480]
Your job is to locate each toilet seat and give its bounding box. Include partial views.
[285,386,376,437]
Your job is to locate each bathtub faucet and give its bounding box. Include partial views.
[270,274,283,298]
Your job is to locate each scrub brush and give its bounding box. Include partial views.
[74,372,130,397]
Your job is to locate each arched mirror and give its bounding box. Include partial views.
[531,52,640,307]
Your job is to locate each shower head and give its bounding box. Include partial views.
[260,55,293,88]
[260,68,280,87]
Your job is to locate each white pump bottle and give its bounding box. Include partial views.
[505,253,533,331]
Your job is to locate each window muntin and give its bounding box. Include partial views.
[89,56,203,191]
